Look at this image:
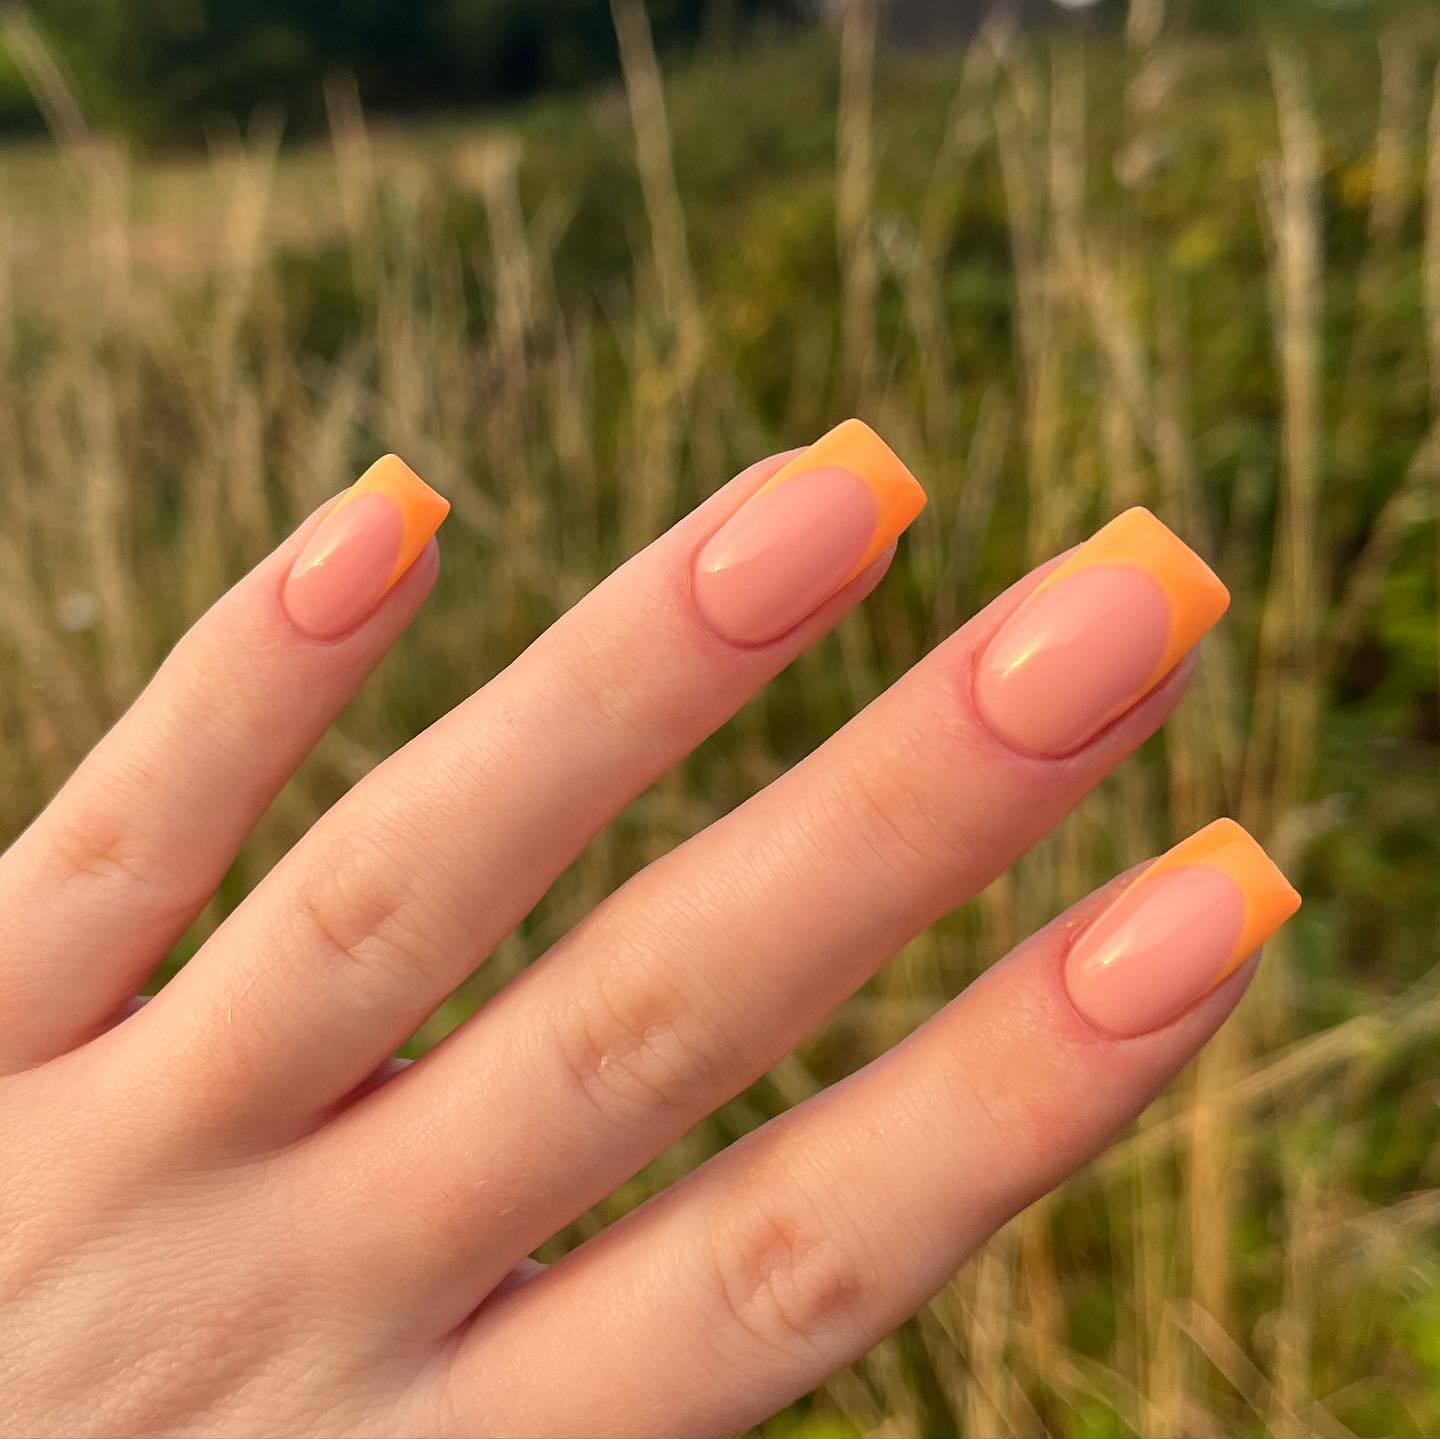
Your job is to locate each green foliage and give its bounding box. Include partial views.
[0,46,35,133]
[6,0,801,139]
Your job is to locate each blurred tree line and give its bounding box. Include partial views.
[0,0,801,138]
[0,0,1424,141]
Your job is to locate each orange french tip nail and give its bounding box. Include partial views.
[749,418,927,582]
[331,454,451,593]
[1064,817,1301,1036]
[1029,507,1230,691]
[1141,817,1302,983]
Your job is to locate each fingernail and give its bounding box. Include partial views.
[691,418,926,646]
[974,507,1229,756]
[1065,819,1301,1037]
[282,455,449,639]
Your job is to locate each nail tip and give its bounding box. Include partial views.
[1102,509,1231,674]
[1203,815,1303,930]
[426,490,453,529]
[367,453,451,533]
[1126,506,1227,588]
[815,417,927,561]
[834,416,925,483]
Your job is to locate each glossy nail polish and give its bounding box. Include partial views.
[975,508,1229,757]
[691,419,926,646]
[283,455,449,640]
[1065,819,1301,1037]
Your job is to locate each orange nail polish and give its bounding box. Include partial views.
[747,419,927,584]
[338,454,451,592]
[692,419,926,646]
[975,507,1230,756]
[1065,819,1301,1037]
[283,455,449,640]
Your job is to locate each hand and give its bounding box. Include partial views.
[0,423,1298,1437]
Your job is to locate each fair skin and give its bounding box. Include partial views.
[0,444,1261,1437]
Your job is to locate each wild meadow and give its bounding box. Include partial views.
[0,2,1437,1433]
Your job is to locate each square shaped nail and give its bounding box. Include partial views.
[691,420,926,646]
[974,508,1230,757]
[1065,819,1301,1037]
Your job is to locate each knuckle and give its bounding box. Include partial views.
[821,740,960,885]
[290,833,453,999]
[704,1184,869,1355]
[552,624,672,762]
[929,1040,1045,1221]
[937,1044,1010,1153]
[167,623,269,750]
[45,797,208,933]
[552,954,733,1129]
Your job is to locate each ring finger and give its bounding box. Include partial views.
[316,506,1230,1322]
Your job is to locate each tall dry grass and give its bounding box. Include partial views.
[0,2,1437,1434]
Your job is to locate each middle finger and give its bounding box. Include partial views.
[132,421,923,1130]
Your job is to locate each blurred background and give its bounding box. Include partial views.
[1,0,1437,1432]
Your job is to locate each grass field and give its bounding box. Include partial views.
[1,2,1438,1434]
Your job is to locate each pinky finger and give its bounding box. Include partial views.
[452,820,1299,1439]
